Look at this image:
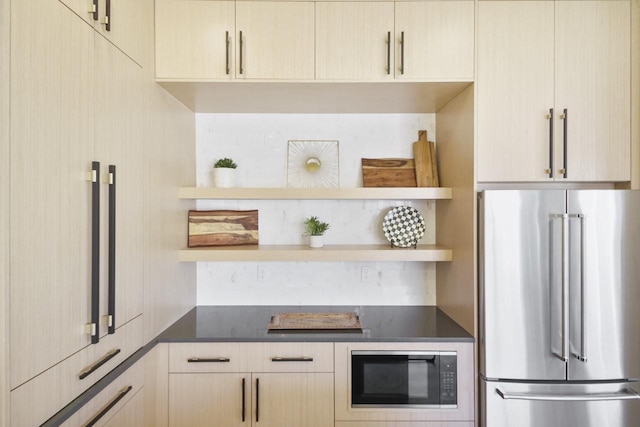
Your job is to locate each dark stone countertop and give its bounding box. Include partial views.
[157,305,474,343]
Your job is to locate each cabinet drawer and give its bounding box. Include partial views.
[336,423,474,427]
[60,360,144,427]
[169,342,334,373]
[10,315,143,426]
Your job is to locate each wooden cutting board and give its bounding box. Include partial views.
[188,210,259,247]
[268,312,363,331]
[413,130,439,187]
[362,158,417,187]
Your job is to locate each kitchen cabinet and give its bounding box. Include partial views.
[168,342,334,427]
[477,0,631,182]
[316,2,395,80]
[394,1,474,81]
[155,0,235,79]
[58,0,146,65]
[314,1,474,81]
[9,0,145,423]
[235,1,315,80]
[177,187,453,262]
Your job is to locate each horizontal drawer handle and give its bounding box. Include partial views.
[79,348,121,380]
[187,357,231,363]
[496,387,640,402]
[85,385,133,427]
[271,357,314,362]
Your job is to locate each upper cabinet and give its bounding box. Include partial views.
[59,0,146,65]
[477,0,631,183]
[316,2,395,80]
[156,1,235,79]
[236,1,315,80]
[394,1,474,81]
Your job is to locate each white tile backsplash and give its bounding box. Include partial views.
[195,113,437,305]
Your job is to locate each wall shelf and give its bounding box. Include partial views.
[179,244,452,262]
[179,187,452,200]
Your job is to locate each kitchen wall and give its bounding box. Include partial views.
[195,113,440,305]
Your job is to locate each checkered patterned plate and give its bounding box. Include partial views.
[382,206,426,248]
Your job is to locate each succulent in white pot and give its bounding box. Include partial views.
[213,158,238,188]
[304,216,330,248]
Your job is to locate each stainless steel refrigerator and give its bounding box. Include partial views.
[478,190,640,427]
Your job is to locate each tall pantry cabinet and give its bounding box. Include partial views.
[2,0,196,425]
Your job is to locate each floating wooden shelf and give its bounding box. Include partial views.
[178,187,452,200]
[179,244,452,262]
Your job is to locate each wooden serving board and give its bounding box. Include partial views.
[188,210,259,247]
[362,158,417,187]
[268,312,363,331]
[413,130,439,187]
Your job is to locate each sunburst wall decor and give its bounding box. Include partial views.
[287,140,339,188]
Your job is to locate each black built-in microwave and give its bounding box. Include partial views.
[351,351,457,408]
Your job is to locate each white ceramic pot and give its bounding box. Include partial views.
[309,235,324,248]
[213,168,236,188]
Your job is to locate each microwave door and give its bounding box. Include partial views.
[567,190,640,381]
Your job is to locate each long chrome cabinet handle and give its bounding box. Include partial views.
[496,387,640,402]
[239,31,244,75]
[386,31,391,75]
[561,108,568,178]
[90,0,98,21]
[550,213,569,362]
[187,357,231,363]
[570,213,587,362]
[102,0,111,31]
[546,108,554,178]
[225,31,231,75]
[89,161,100,344]
[107,165,116,334]
[400,31,405,75]
[79,348,122,380]
[85,385,133,427]
[271,356,314,362]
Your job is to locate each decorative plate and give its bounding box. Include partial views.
[382,206,426,248]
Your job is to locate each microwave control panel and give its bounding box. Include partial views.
[440,354,458,405]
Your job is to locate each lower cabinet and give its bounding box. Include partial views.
[168,342,334,427]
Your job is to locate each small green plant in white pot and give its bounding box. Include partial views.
[213,158,238,188]
[304,216,330,248]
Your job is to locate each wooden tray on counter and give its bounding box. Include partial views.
[268,312,362,332]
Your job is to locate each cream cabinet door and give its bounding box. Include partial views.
[476,1,554,182]
[252,373,334,427]
[94,34,145,336]
[169,373,249,427]
[236,1,315,80]
[58,0,98,26]
[395,1,474,80]
[10,0,95,389]
[155,0,235,79]
[554,0,631,182]
[95,0,148,66]
[316,2,394,80]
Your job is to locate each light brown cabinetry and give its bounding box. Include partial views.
[168,342,334,427]
[477,0,631,182]
[155,0,235,79]
[235,1,315,80]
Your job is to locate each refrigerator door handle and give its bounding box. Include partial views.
[496,387,640,402]
[569,213,587,362]
[551,213,570,362]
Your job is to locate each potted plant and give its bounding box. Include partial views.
[304,216,330,248]
[213,157,238,188]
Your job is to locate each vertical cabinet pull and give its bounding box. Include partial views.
[225,31,231,75]
[239,31,244,75]
[90,161,100,344]
[386,31,391,75]
[561,108,568,178]
[547,108,554,178]
[85,385,132,427]
[102,0,111,31]
[255,377,259,422]
[400,31,405,75]
[91,0,98,21]
[242,378,246,422]
[107,165,116,334]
